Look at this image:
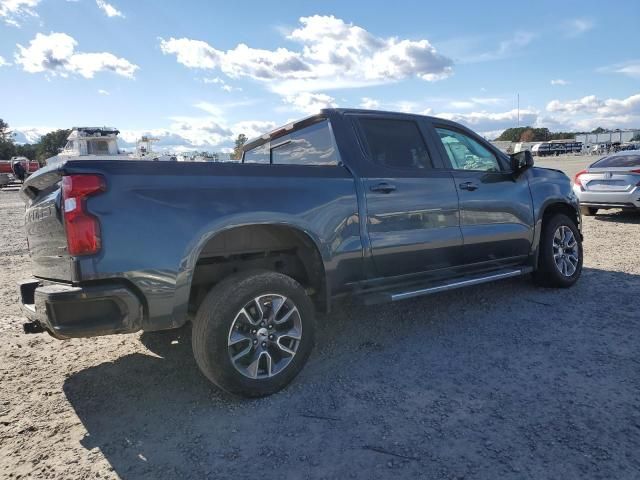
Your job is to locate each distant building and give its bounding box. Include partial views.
[575,129,640,146]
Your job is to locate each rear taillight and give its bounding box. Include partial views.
[62,174,106,256]
[574,169,587,189]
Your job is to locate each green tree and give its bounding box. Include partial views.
[0,118,17,160]
[36,129,71,162]
[496,126,576,142]
[232,133,248,160]
[15,143,38,160]
[519,128,536,142]
[495,127,529,142]
[591,127,607,134]
[631,133,640,142]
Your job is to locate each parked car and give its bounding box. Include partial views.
[18,109,583,397]
[573,151,640,215]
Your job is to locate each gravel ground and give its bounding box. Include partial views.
[1,163,639,479]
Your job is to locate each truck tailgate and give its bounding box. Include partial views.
[21,166,72,281]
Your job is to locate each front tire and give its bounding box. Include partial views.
[192,270,315,397]
[533,213,583,288]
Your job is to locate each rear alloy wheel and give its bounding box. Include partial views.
[533,213,583,288]
[580,206,598,216]
[227,294,303,379]
[192,270,315,397]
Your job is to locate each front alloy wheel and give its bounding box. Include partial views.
[533,212,583,288]
[552,225,579,277]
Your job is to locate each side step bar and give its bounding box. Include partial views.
[362,267,532,305]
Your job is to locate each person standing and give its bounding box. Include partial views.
[12,161,26,183]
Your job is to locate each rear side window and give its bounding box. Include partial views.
[358,118,432,169]
[272,120,338,166]
[591,154,640,168]
[243,120,339,166]
[244,143,269,164]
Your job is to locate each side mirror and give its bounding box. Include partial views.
[510,150,534,173]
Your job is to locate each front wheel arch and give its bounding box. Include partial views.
[532,212,583,288]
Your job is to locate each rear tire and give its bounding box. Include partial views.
[192,270,315,397]
[533,213,583,288]
[580,206,598,216]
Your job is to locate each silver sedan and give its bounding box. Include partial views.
[573,151,640,216]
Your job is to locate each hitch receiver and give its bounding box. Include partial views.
[23,322,45,334]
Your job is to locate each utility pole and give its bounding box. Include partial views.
[517,93,520,128]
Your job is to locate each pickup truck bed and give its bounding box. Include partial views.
[18,108,583,397]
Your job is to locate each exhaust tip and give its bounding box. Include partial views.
[23,322,45,334]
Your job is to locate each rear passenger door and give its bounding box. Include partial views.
[354,115,464,278]
[430,124,534,266]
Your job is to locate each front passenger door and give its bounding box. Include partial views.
[432,125,534,267]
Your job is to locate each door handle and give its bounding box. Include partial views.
[459,182,478,191]
[370,182,396,193]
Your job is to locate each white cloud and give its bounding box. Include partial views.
[160,14,453,95]
[436,109,539,136]
[0,55,10,67]
[202,76,224,85]
[15,32,139,78]
[455,31,535,63]
[283,92,337,114]
[98,89,110,95]
[449,100,475,109]
[550,79,570,86]
[546,93,640,131]
[469,97,504,105]
[232,120,277,139]
[117,117,276,152]
[565,18,594,37]
[11,111,276,152]
[0,0,40,27]
[598,60,640,79]
[360,97,380,109]
[202,76,241,92]
[96,0,124,18]
[447,96,505,110]
[547,93,640,116]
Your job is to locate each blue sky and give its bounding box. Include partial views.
[1,0,639,151]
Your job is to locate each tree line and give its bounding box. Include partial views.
[0,119,70,164]
[495,126,634,143]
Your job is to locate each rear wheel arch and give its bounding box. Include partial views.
[186,224,328,316]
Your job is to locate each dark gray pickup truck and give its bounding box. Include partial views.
[18,108,583,397]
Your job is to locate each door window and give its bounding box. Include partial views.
[436,127,501,172]
[358,118,432,169]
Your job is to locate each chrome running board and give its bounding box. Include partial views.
[361,267,532,305]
